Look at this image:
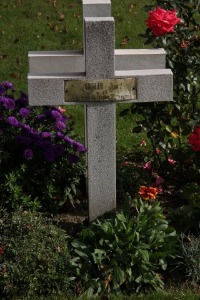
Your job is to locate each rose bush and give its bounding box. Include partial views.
[145,7,180,36]
[120,0,200,232]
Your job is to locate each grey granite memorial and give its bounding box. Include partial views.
[28,0,173,221]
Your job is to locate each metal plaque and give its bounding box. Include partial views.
[64,78,136,102]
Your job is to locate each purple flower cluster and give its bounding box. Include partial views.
[0,82,86,164]
[0,97,15,110]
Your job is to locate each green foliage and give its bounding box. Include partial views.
[71,198,177,296]
[171,182,200,233]
[177,234,200,284]
[0,209,74,299]
[119,0,200,232]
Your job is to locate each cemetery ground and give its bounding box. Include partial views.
[1,0,200,299]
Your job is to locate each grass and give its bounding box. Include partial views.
[0,0,149,90]
[0,0,152,150]
[13,288,200,300]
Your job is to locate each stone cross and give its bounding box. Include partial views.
[28,0,173,221]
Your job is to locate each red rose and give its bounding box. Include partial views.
[0,247,4,254]
[188,126,200,151]
[145,7,180,36]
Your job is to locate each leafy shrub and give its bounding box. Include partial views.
[120,0,200,232]
[71,194,177,296]
[0,81,86,212]
[0,209,74,299]
[177,234,200,284]
[171,182,200,233]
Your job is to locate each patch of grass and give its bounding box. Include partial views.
[13,288,200,300]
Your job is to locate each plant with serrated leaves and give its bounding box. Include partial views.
[71,197,177,296]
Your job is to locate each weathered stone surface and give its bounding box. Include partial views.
[115,49,166,70]
[86,103,116,221]
[29,50,85,75]
[28,77,64,106]
[83,0,111,17]
[115,69,173,102]
[85,17,115,79]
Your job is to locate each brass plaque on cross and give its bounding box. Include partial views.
[64,78,136,102]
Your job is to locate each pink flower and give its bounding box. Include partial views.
[121,161,129,166]
[143,161,152,171]
[140,140,147,146]
[155,148,160,154]
[58,106,66,114]
[155,176,165,186]
[168,157,176,165]
[145,7,180,36]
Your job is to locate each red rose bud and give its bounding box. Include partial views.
[145,7,180,36]
[188,126,200,151]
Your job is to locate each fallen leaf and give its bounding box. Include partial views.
[9,73,19,79]
[58,13,65,21]
[68,3,76,8]
[48,23,58,31]
[120,36,129,46]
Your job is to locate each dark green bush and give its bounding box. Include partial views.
[71,197,177,296]
[0,209,74,299]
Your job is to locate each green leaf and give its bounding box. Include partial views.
[116,212,127,223]
[132,126,142,133]
[119,108,130,117]
[74,249,89,259]
[113,266,126,286]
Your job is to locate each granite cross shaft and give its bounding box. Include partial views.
[28,0,173,221]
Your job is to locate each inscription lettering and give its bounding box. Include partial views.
[65,78,137,102]
[85,82,103,90]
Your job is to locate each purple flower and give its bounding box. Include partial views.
[2,81,13,89]
[0,85,5,95]
[54,145,65,157]
[0,97,15,110]
[44,149,56,163]
[37,114,46,121]
[73,141,86,153]
[64,136,74,145]
[20,124,31,131]
[15,135,32,146]
[7,116,19,127]
[69,153,79,164]
[15,92,28,107]
[23,149,34,160]
[55,121,66,131]
[36,139,52,150]
[41,131,52,139]
[56,132,64,139]
[51,109,63,121]
[19,108,31,118]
